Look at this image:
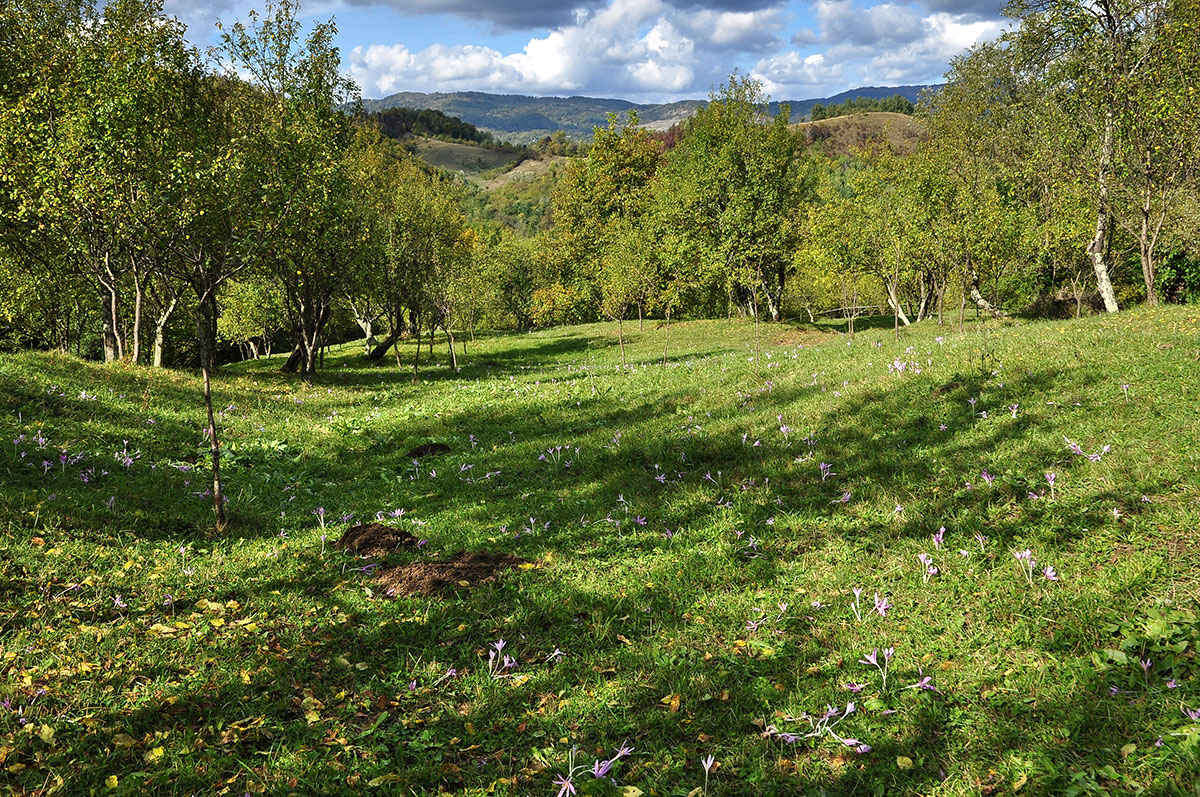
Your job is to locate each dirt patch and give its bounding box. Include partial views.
[375,552,526,597]
[406,442,451,458]
[337,523,417,557]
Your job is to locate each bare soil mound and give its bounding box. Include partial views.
[375,552,525,597]
[337,523,417,557]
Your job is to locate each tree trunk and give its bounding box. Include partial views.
[1088,111,1120,313]
[131,271,144,365]
[968,269,1007,318]
[412,325,421,384]
[617,317,626,366]
[369,330,400,361]
[101,290,119,363]
[958,274,967,332]
[152,295,177,369]
[445,323,458,371]
[281,345,303,373]
[662,307,671,365]
[886,280,911,327]
[194,302,226,531]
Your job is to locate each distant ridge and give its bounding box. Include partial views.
[361,85,936,145]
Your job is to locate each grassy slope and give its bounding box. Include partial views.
[1,309,1199,795]
[794,112,928,157]
[411,137,522,185]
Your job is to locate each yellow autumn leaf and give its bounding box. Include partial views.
[144,745,164,763]
[105,775,118,789]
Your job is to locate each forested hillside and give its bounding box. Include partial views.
[363,85,932,143]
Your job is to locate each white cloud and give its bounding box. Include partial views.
[350,0,770,99]
[752,52,844,97]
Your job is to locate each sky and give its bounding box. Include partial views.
[164,0,1009,103]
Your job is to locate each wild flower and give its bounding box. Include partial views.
[904,667,937,692]
[874,593,892,618]
[850,587,863,622]
[981,469,995,487]
[1121,384,1130,402]
[859,647,893,689]
[1009,404,1019,418]
[312,507,326,528]
[819,462,835,481]
[1045,472,1056,500]
[917,553,937,584]
[932,526,945,549]
[1042,565,1058,581]
[553,773,576,797]
[701,754,716,796]
[1014,549,1037,585]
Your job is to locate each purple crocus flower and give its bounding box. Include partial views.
[553,774,576,796]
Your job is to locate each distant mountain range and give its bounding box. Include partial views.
[361,85,937,144]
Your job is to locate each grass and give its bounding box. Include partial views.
[793,112,928,157]
[411,137,524,185]
[2,308,1199,795]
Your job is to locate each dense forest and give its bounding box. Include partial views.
[368,107,503,147]
[4,0,1200,382]
[809,94,916,120]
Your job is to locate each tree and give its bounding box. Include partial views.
[554,111,662,311]
[218,0,360,379]
[1109,0,1200,304]
[654,73,803,322]
[598,219,656,365]
[1004,0,1171,313]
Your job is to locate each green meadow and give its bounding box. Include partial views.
[2,308,1199,795]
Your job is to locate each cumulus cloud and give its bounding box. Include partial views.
[341,0,784,30]
[168,0,1006,102]
[350,0,789,98]
[752,52,844,97]
[854,11,1004,84]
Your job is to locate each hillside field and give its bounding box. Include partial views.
[410,138,524,184]
[1,309,1199,794]
[795,112,928,157]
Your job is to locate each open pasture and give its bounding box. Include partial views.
[1,309,1199,794]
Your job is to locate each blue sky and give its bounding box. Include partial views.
[165,0,1008,102]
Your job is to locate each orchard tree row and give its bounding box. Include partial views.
[5,0,1200,376]
[521,0,1200,342]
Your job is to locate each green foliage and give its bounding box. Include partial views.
[810,94,916,121]
[529,282,589,327]
[653,74,804,321]
[368,106,501,146]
